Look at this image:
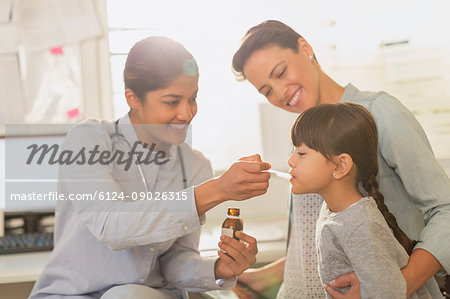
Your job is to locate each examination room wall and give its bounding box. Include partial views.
[2,0,450,170]
[105,0,450,173]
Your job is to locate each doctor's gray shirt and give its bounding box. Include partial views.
[30,114,234,298]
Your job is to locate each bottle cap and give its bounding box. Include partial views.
[227,208,240,216]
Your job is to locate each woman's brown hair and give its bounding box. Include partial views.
[291,102,417,255]
[232,20,311,81]
[124,36,198,100]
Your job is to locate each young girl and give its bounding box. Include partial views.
[288,102,431,298]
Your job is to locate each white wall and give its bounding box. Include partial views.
[106,0,450,171]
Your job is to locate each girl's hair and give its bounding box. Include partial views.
[232,20,306,81]
[291,103,417,255]
[124,36,198,100]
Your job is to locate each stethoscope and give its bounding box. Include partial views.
[110,119,188,192]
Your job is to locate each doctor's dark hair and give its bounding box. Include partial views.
[232,20,313,81]
[124,36,199,100]
[291,103,417,255]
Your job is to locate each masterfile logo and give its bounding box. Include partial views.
[26,141,170,171]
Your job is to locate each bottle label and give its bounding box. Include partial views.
[220,228,234,253]
[221,227,234,238]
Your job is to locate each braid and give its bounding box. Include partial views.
[362,175,417,255]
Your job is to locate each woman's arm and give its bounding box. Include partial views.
[329,94,449,298]
[325,249,441,298]
[325,272,360,299]
[373,95,450,271]
[372,95,450,286]
[402,249,442,296]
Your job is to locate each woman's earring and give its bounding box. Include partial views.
[333,173,337,177]
[309,55,313,60]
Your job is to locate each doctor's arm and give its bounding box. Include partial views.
[61,125,270,250]
[60,124,215,249]
[194,154,271,215]
[160,230,258,292]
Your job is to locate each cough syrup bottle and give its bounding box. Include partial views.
[221,208,243,241]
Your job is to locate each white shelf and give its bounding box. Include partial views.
[0,251,50,284]
[0,238,286,285]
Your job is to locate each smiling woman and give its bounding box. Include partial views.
[28,36,270,299]
[123,37,199,151]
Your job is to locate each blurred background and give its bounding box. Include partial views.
[1,0,449,170]
[0,0,449,298]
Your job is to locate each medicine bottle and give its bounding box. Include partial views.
[221,208,243,241]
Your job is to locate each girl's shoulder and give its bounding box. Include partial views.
[327,197,394,246]
[325,197,386,232]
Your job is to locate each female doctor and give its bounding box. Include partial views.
[30,36,270,299]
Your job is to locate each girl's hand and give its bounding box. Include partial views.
[214,232,258,279]
[324,272,361,299]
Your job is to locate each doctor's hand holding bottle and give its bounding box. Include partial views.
[195,153,269,280]
[215,230,259,279]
